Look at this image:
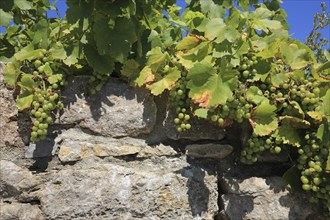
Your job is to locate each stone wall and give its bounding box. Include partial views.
[0,73,325,220]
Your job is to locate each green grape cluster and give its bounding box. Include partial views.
[208,89,253,126]
[239,54,258,80]
[289,78,321,111]
[28,58,65,142]
[240,134,283,164]
[88,71,110,94]
[297,131,330,213]
[170,72,192,132]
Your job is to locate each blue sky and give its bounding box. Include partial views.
[2,0,330,45]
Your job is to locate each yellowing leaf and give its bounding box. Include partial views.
[3,61,21,88]
[194,108,208,119]
[187,61,239,108]
[147,68,181,96]
[250,102,278,136]
[307,111,323,122]
[17,74,36,92]
[135,66,154,87]
[176,34,202,51]
[146,47,169,72]
[16,91,33,110]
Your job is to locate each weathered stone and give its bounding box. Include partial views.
[56,77,157,137]
[38,157,218,220]
[56,128,178,162]
[0,160,41,198]
[0,83,30,152]
[186,144,233,159]
[219,176,322,220]
[0,202,44,220]
[164,109,225,141]
[137,144,178,158]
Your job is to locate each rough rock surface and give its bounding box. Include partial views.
[219,176,321,220]
[55,128,178,162]
[56,77,157,137]
[0,160,41,198]
[217,156,323,220]
[186,144,233,159]
[164,109,225,141]
[38,157,218,220]
[0,83,30,160]
[0,202,44,220]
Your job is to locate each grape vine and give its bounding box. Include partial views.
[1,0,329,216]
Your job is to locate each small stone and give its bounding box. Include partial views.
[137,144,178,158]
[186,144,233,159]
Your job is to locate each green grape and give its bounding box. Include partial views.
[184,114,190,120]
[185,124,191,129]
[174,118,180,124]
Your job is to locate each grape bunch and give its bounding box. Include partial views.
[28,57,65,142]
[240,134,283,164]
[88,71,110,95]
[297,131,330,213]
[239,54,258,80]
[207,88,253,126]
[170,72,192,132]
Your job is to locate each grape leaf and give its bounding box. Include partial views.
[276,125,301,147]
[251,59,271,82]
[280,41,314,70]
[43,63,53,76]
[176,34,202,51]
[283,165,302,191]
[135,66,154,87]
[286,101,305,119]
[147,68,181,96]
[271,72,290,87]
[205,18,225,41]
[200,0,226,18]
[187,61,239,108]
[14,44,44,61]
[17,74,36,92]
[249,7,282,33]
[194,108,208,119]
[66,0,93,24]
[14,0,33,10]
[3,61,21,88]
[317,122,330,147]
[0,9,12,26]
[146,47,169,72]
[49,42,67,60]
[250,101,278,136]
[33,19,49,49]
[48,74,63,84]
[280,116,310,129]
[121,59,140,80]
[246,86,269,105]
[16,91,33,110]
[320,88,330,121]
[177,41,210,70]
[307,111,323,122]
[84,45,114,74]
